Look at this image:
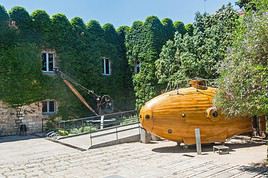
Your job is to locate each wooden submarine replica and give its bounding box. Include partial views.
[139,80,266,145]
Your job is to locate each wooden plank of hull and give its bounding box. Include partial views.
[150,119,252,144]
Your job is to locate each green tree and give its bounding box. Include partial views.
[155,39,181,86]
[215,0,268,116]
[236,0,256,11]
[155,4,238,87]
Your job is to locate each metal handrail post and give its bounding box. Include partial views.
[115,127,119,143]
[89,126,92,147]
[138,123,141,135]
[100,115,104,129]
[42,118,43,133]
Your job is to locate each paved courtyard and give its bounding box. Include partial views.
[0,135,267,178]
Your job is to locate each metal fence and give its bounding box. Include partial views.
[89,122,140,147]
[55,110,138,137]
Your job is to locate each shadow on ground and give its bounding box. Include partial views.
[238,163,268,176]
[152,143,215,154]
[152,137,266,154]
[0,135,40,143]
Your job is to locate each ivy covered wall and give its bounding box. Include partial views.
[125,16,190,109]
[0,4,189,118]
[0,5,137,119]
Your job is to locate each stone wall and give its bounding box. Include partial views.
[0,101,48,136]
[0,101,17,136]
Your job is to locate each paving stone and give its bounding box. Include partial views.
[24,170,44,177]
[0,136,266,178]
[5,176,25,178]
[0,167,11,174]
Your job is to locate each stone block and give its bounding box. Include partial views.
[140,127,151,143]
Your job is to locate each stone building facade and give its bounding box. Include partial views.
[0,101,51,136]
[0,49,59,136]
[0,46,118,136]
[0,101,56,136]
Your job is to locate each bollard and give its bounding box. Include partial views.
[195,128,202,155]
[140,127,151,143]
[100,115,104,129]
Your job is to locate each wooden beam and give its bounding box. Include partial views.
[63,80,98,116]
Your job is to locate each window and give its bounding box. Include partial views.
[134,61,141,74]
[42,100,56,114]
[42,52,54,72]
[102,58,111,75]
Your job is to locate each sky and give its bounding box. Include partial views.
[0,0,238,28]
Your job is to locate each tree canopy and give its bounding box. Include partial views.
[215,0,268,116]
[155,4,238,87]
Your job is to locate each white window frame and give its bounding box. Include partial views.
[102,57,111,76]
[42,100,56,114]
[134,61,141,74]
[42,52,55,72]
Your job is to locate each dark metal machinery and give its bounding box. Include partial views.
[55,69,113,115]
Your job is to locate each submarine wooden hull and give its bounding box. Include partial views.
[139,86,253,145]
